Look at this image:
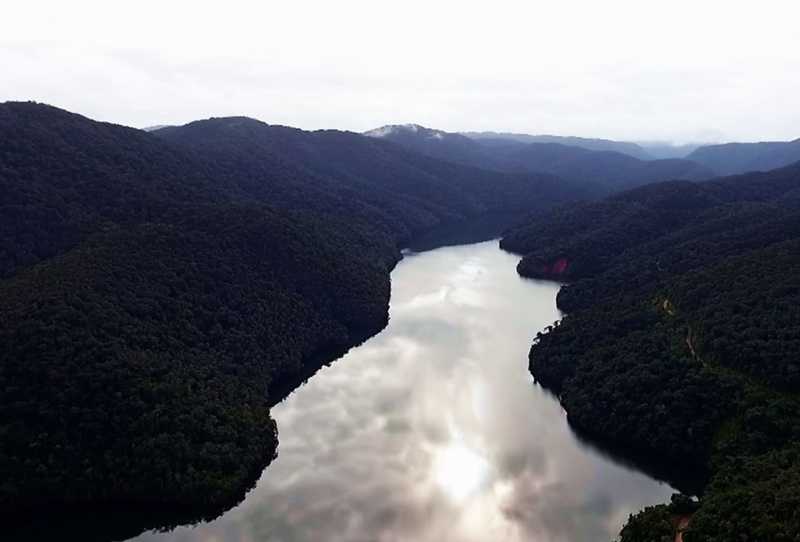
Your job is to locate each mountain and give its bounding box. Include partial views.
[463,130,653,159]
[502,163,800,284]
[368,124,714,192]
[493,142,714,192]
[159,118,585,236]
[688,138,800,176]
[465,133,707,160]
[501,162,800,541]
[364,124,505,170]
[0,102,587,539]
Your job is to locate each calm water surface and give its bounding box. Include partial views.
[130,241,672,542]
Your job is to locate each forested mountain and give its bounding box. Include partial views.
[493,142,713,191]
[466,132,706,160]
[502,163,800,283]
[501,162,800,541]
[1,207,396,533]
[368,124,714,192]
[688,138,800,176]
[463,131,653,159]
[156,118,584,235]
[0,102,588,539]
[363,124,499,168]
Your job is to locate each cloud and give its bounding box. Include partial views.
[3,0,800,141]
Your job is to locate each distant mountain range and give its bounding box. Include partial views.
[464,131,705,160]
[370,125,800,180]
[367,124,714,192]
[687,138,800,176]
[463,130,653,160]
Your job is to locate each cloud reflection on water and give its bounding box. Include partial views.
[130,242,672,542]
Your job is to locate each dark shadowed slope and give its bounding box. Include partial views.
[0,103,228,277]
[0,103,395,537]
[688,138,800,176]
[1,207,396,532]
[157,118,592,239]
[463,130,653,160]
[495,142,713,192]
[501,162,800,284]
[501,162,800,541]
[367,124,713,192]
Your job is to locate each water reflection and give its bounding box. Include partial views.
[130,241,672,542]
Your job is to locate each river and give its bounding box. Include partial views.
[129,241,673,542]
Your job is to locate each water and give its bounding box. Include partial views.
[130,241,673,542]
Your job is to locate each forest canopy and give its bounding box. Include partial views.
[502,163,800,541]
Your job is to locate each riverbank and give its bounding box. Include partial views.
[128,241,673,542]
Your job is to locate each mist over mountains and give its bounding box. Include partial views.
[368,124,800,181]
[463,131,654,159]
[366,124,714,192]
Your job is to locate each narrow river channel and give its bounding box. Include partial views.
[130,241,673,542]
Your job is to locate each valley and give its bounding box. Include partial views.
[2,102,800,542]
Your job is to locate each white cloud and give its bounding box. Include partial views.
[2,0,799,142]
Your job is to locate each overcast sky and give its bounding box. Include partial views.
[2,0,799,143]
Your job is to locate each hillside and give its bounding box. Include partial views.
[501,163,800,541]
[495,142,713,192]
[364,124,501,169]
[0,102,588,539]
[502,163,800,284]
[463,130,653,159]
[688,139,800,176]
[1,207,396,534]
[368,124,714,192]
[158,118,584,236]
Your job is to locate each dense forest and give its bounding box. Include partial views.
[0,102,588,538]
[501,163,800,540]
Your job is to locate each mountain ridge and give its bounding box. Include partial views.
[367,123,715,192]
[688,138,800,176]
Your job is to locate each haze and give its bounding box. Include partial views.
[2,0,799,143]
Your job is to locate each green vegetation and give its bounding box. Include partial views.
[502,163,800,540]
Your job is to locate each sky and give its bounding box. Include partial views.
[2,0,800,143]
